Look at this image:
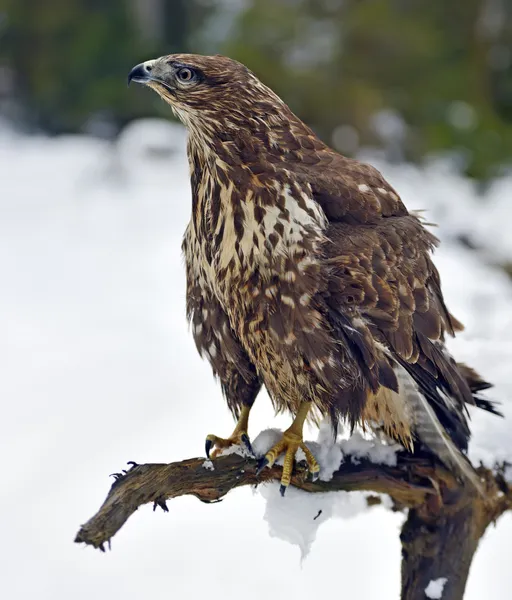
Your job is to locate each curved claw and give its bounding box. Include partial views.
[256,457,269,475]
[300,442,320,481]
[153,497,169,513]
[205,430,253,459]
[205,438,214,459]
[240,433,254,456]
[260,432,321,492]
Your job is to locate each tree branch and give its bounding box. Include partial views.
[74,448,511,600]
[74,451,510,554]
[400,466,512,600]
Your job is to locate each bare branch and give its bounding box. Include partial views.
[74,449,512,600]
[74,451,510,553]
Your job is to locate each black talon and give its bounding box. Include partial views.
[153,497,169,513]
[205,438,213,459]
[311,470,319,482]
[127,461,138,469]
[241,433,254,455]
[109,472,123,481]
[280,484,287,497]
[256,457,269,475]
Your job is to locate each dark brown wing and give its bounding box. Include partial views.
[299,155,479,449]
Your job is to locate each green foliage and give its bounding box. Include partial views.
[1,0,512,179]
[0,0,182,132]
[219,0,512,180]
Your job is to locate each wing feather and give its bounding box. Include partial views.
[282,144,496,486]
[301,158,494,460]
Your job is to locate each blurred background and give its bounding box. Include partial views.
[1,2,512,600]
[1,0,512,180]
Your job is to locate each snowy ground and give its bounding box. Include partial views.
[1,119,511,599]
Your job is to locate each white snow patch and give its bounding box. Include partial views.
[339,432,401,467]
[260,483,371,561]
[251,428,307,465]
[252,428,284,458]
[202,460,214,471]
[253,424,399,477]
[116,118,187,161]
[255,422,401,558]
[308,420,343,481]
[425,577,448,599]
[215,443,253,459]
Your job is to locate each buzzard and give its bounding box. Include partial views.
[128,54,498,495]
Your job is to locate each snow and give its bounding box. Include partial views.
[252,424,399,560]
[1,119,511,600]
[202,459,215,471]
[253,425,399,479]
[252,427,286,458]
[338,432,400,467]
[425,577,448,599]
[260,483,372,561]
[215,443,253,458]
[308,420,344,481]
[252,427,308,464]
[256,423,397,560]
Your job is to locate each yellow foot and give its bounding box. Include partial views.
[205,405,253,459]
[205,431,253,459]
[257,431,320,496]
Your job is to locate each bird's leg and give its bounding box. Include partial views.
[205,405,254,458]
[257,401,320,495]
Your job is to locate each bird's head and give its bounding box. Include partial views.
[128,53,295,141]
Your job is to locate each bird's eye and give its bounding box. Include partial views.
[176,67,196,83]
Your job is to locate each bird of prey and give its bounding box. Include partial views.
[128,54,498,495]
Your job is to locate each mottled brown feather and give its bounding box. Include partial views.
[138,53,495,462]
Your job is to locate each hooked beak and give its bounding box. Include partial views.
[127,60,157,86]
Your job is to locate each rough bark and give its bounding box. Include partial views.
[400,467,511,600]
[75,453,511,600]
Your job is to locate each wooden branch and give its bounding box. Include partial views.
[74,452,427,549]
[401,466,512,600]
[402,499,484,600]
[75,452,510,552]
[75,450,511,600]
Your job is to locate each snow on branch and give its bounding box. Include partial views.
[74,441,511,553]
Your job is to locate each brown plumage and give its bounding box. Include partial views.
[128,54,499,491]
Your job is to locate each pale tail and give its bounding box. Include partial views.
[395,365,484,495]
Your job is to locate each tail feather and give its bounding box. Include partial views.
[457,362,503,416]
[395,365,484,495]
[457,362,493,393]
[473,397,503,416]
